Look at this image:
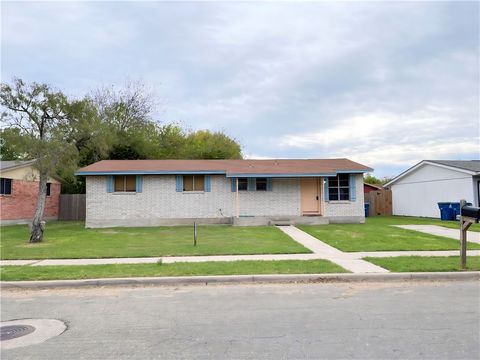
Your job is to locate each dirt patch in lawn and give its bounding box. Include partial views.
[15,243,53,248]
[99,230,121,234]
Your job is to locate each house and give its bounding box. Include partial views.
[364,182,383,194]
[76,158,372,228]
[0,160,61,224]
[384,160,480,218]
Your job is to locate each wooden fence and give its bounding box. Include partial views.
[59,194,86,221]
[364,189,392,217]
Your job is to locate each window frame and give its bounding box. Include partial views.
[328,174,350,201]
[113,175,137,193]
[183,175,205,192]
[238,178,248,191]
[0,178,12,195]
[46,183,51,197]
[255,177,267,191]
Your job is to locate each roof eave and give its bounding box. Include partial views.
[385,160,477,187]
[76,169,370,177]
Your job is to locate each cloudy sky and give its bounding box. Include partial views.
[2,1,479,177]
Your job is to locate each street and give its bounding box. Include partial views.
[1,280,479,359]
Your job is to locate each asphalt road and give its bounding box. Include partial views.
[1,281,479,359]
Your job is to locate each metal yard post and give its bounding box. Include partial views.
[194,222,197,247]
[460,199,467,269]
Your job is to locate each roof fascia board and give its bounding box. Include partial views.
[75,170,227,176]
[226,173,336,178]
[1,160,36,172]
[76,170,370,177]
[335,170,372,174]
[226,170,368,177]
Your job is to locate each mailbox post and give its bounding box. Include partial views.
[459,199,480,269]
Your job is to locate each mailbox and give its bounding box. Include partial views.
[461,205,480,221]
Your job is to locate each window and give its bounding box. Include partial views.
[256,178,267,191]
[183,175,205,191]
[114,175,136,192]
[0,178,12,195]
[238,178,248,191]
[328,174,350,201]
[46,183,51,197]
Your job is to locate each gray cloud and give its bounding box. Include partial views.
[2,1,478,177]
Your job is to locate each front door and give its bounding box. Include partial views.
[300,178,320,215]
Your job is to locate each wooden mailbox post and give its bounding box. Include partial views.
[459,199,480,269]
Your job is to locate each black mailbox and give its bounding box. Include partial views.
[461,205,480,221]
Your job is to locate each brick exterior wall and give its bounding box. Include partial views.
[86,176,300,225]
[86,175,365,227]
[324,174,365,218]
[0,180,60,221]
[238,178,301,216]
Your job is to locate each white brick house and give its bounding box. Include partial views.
[77,159,372,228]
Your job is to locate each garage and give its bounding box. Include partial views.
[385,160,480,218]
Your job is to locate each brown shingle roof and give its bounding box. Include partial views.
[77,159,372,177]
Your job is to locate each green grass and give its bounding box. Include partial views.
[365,256,480,272]
[0,222,310,260]
[0,259,347,281]
[298,216,480,252]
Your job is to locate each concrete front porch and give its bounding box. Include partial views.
[233,215,329,226]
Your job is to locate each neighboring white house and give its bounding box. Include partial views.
[76,158,372,228]
[385,160,480,218]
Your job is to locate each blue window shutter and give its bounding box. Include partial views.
[175,175,183,192]
[136,175,142,193]
[248,178,256,191]
[205,176,211,192]
[230,178,237,192]
[349,174,356,201]
[324,178,329,201]
[107,176,113,193]
[266,178,273,191]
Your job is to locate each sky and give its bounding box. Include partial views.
[1,0,479,178]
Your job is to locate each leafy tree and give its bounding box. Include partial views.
[364,173,382,185]
[0,128,26,160]
[185,130,242,159]
[0,78,77,242]
[364,173,394,186]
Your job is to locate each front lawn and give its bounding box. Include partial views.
[365,256,480,272]
[0,259,347,281]
[298,217,480,252]
[0,222,310,260]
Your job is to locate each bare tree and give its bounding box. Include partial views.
[0,78,77,242]
[91,80,158,132]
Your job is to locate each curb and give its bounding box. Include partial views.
[1,272,479,289]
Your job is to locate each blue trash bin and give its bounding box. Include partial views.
[364,203,370,218]
[450,202,460,220]
[438,202,454,221]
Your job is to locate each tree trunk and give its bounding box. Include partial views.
[30,172,48,243]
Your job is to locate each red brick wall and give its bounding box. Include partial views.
[0,180,60,220]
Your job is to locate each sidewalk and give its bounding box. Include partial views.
[393,225,480,244]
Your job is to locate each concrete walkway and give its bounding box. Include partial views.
[276,226,389,273]
[393,225,480,244]
[3,249,478,267]
[350,250,480,258]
